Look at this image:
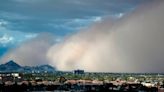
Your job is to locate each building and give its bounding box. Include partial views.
[74,69,84,75]
[0,72,23,82]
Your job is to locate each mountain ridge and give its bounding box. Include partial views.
[0,60,56,73]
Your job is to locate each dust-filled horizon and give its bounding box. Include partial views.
[0,0,164,73]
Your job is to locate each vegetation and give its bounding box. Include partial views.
[23,72,164,83]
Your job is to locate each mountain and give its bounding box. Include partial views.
[38,65,55,72]
[4,60,21,68]
[23,65,56,73]
[0,60,56,73]
[0,60,21,72]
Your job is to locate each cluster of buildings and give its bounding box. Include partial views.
[0,78,161,92]
[0,72,23,83]
[0,70,164,91]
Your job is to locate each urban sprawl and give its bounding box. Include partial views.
[0,70,164,92]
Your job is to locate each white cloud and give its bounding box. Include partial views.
[92,16,102,22]
[0,26,38,47]
[0,34,14,46]
[116,13,125,18]
[0,19,8,27]
[70,16,102,24]
[25,34,37,39]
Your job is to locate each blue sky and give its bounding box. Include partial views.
[0,0,150,57]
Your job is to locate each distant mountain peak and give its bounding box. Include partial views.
[6,60,15,64]
[0,60,21,72]
[4,60,21,68]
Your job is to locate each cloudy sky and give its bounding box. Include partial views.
[2,0,164,73]
[0,0,150,56]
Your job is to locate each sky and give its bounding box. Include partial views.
[1,0,164,73]
[0,0,149,56]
